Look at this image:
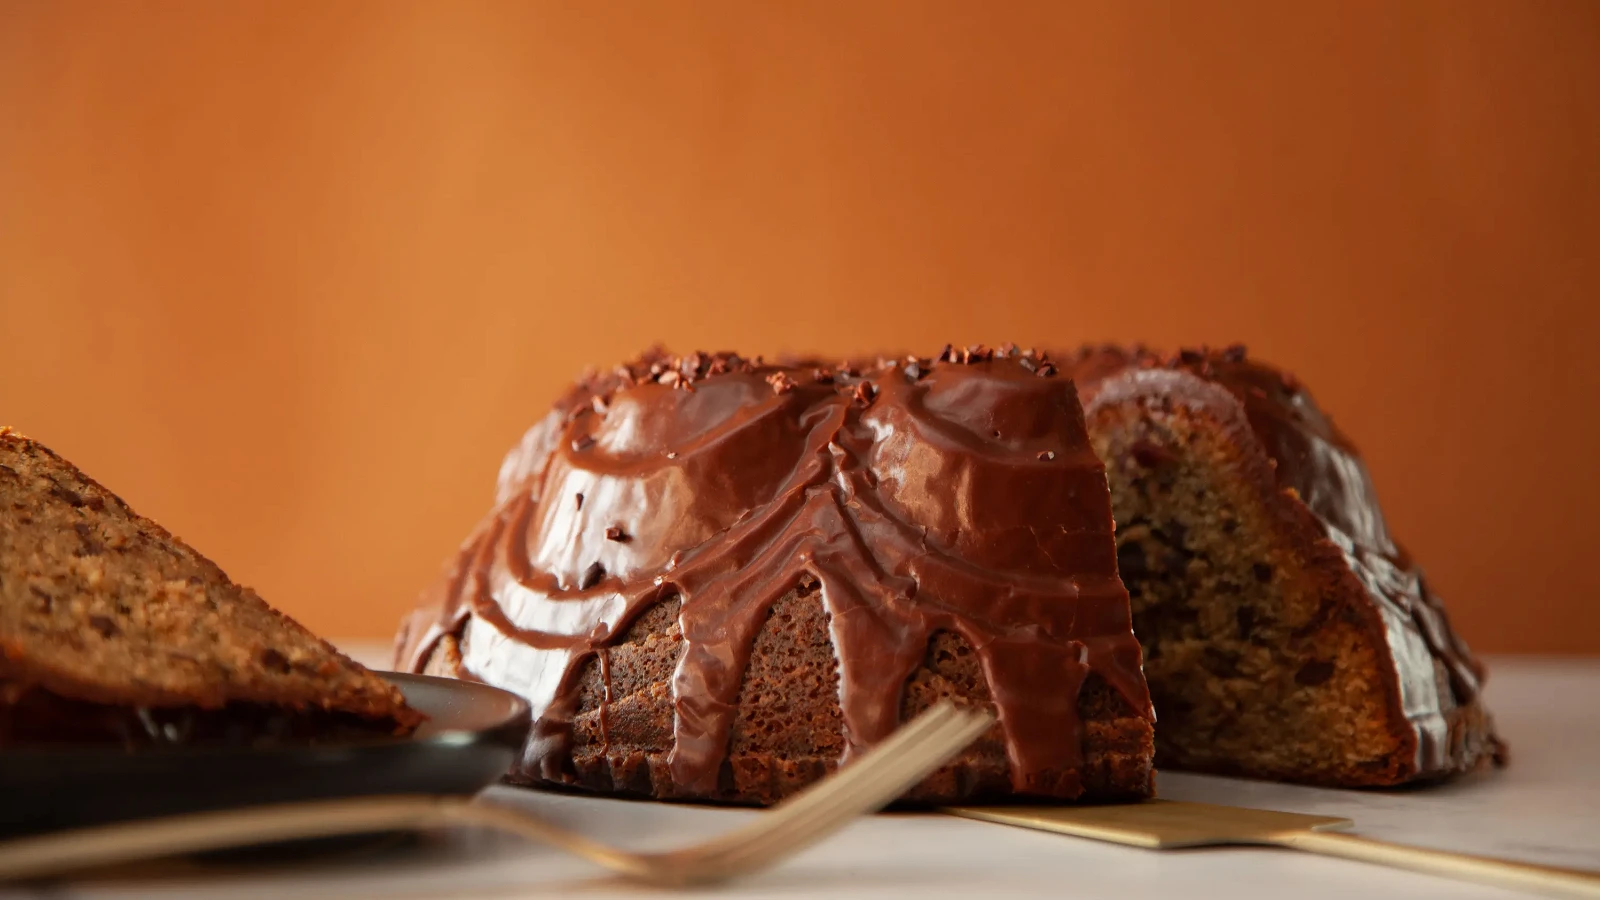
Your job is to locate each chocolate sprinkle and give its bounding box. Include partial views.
[766,372,798,395]
[851,381,877,407]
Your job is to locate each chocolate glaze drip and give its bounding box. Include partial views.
[1067,344,1486,770]
[397,347,1152,796]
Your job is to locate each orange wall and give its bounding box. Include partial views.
[2,1,1597,653]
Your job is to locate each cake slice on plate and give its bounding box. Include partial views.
[1067,345,1501,786]
[0,428,421,746]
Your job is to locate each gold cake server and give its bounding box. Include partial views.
[946,800,1600,898]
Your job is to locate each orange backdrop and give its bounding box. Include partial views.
[2,1,1597,652]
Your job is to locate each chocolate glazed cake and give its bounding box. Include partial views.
[1065,346,1502,786]
[396,347,1156,805]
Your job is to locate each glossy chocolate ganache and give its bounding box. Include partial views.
[397,346,1154,800]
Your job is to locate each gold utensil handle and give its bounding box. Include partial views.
[0,796,653,883]
[1276,830,1600,898]
[0,796,460,882]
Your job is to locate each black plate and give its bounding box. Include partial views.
[0,673,531,836]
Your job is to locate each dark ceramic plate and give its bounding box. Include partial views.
[0,673,531,837]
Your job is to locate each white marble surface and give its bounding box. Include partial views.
[10,654,1599,900]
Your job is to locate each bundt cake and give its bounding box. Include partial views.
[1065,345,1501,786]
[0,428,421,747]
[398,343,1500,802]
[395,347,1158,805]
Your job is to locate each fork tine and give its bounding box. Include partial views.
[682,702,966,853]
[729,709,991,853]
[715,711,984,851]
[760,704,979,818]
[698,710,991,880]
[668,703,993,883]
[761,706,985,832]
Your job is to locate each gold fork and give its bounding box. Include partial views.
[0,701,991,888]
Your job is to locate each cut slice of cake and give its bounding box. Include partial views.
[1066,346,1501,786]
[0,428,421,747]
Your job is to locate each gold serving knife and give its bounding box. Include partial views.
[945,800,1600,898]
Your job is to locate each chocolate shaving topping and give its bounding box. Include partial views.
[570,434,595,453]
[605,526,630,542]
[579,562,606,590]
[851,381,877,407]
[1038,450,1055,461]
[766,372,797,395]
[574,493,584,510]
[951,344,987,365]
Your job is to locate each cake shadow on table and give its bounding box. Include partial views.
[396,344,1502,807]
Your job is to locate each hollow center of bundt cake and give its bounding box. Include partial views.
[1087,405,1411,785]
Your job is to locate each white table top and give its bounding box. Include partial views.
[13,654,1599,900]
